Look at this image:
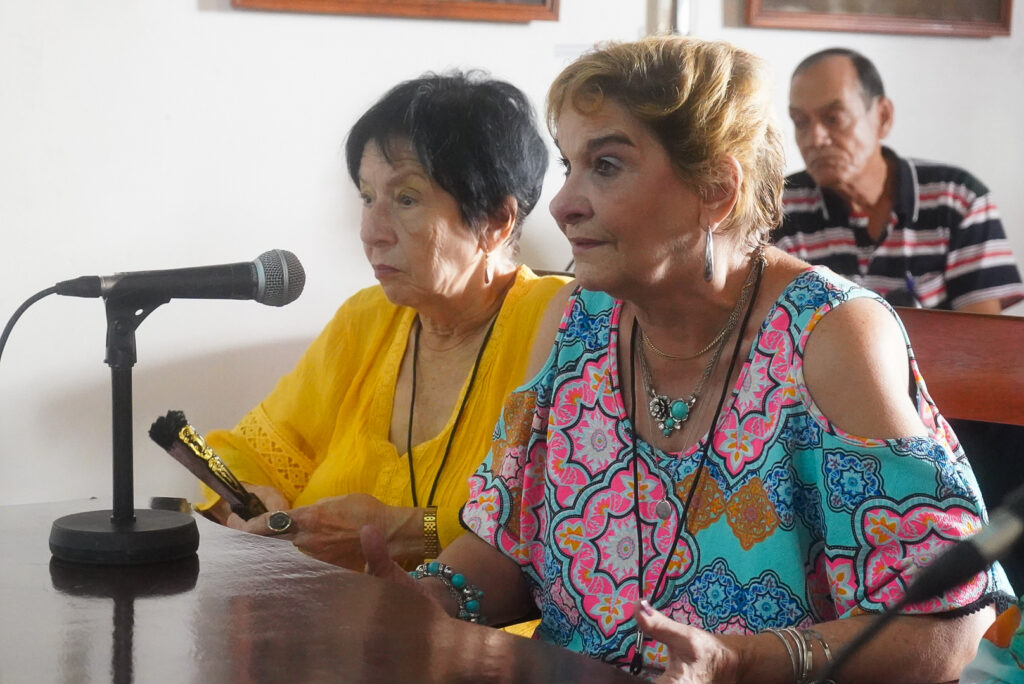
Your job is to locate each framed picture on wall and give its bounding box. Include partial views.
[231,0,559,23]
[746,0,1012,37]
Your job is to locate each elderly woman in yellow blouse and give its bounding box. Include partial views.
[200,72,569,570]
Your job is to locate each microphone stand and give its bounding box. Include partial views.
[49,295,199,564]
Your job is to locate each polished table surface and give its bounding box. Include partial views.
[0,499,637,683]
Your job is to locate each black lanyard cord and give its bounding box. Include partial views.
[406,315,498,508]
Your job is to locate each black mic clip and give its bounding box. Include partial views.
[104,295,170,370]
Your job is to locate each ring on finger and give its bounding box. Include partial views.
[266,510,293,535]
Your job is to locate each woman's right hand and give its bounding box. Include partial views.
[222,481,290,528]
[361,524,461,617]
[361,524,418,588]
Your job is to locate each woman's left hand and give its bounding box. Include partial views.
[635,601,742,684]
[228,492,419,570]
[291,493,419,569]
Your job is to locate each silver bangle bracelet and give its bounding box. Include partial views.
[766,628,799,682]
[766,627,814,684]
[766,626,836,684]
[803,628,835,684]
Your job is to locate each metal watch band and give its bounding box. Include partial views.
[423,506,439,560]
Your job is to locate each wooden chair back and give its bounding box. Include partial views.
[895,307,1024,591]
[895,306,1024,426]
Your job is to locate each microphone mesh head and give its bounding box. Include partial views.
[257,250,305,306]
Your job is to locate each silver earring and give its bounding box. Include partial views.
[483,252,493,285]
[703,226,715,282]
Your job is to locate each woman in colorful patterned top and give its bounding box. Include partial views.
[199,72,569,570]
[364,38,1013,682]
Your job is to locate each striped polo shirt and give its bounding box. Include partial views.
[773,147,1024,310]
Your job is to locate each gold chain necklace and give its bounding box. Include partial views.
[641,322,727,361]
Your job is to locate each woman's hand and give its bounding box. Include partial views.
[362,524,464,618]
[635,601,742,684]
[292,492,420,569]
[361,524,422,591]
[636,601,994,684]
[248,483,291,512]
[229,492,421,571]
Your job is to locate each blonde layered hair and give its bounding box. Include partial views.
[547,36,785,246]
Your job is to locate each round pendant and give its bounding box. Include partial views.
[655,500,673,520]
[669,399,690,421]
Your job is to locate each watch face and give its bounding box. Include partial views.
[267,511,292,533]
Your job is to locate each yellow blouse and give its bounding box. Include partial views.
[201,266,569,550]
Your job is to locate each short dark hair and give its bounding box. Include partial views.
[345,71,548,248]
[793,48,886,107]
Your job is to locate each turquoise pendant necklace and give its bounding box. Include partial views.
[635,251,763,437]
[636,332,720,437]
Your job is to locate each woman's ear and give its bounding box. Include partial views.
[699,156,742,230]
[479,196,519,253]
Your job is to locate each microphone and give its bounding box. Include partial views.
[53,249,305,307]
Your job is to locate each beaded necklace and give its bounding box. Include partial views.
[406,315,497,508]
[627,252,766,676]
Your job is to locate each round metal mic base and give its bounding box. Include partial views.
[49,509,199,565]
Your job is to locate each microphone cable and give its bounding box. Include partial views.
[0,287,55,365]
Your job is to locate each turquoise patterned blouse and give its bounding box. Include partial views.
[461,267,1013,672]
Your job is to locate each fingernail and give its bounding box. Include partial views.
[639,600,654,616]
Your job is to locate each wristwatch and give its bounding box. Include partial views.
[423,506,439,560]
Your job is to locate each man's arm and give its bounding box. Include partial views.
[957,298,1003,314]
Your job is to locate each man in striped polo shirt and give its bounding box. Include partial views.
[773,47,1024,312]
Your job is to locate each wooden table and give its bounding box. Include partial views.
[0,500,637,683]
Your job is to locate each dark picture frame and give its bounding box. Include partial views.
[746,0,1012,37]
[231,0,559,23]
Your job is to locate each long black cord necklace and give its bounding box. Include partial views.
[405,315,497,507]
[627,253,766,675]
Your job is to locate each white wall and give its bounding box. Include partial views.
[2,0,1022,505]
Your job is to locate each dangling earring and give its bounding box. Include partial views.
[483,251,493,285]
[703,226,715,282]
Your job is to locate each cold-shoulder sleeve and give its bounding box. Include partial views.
[758,269,1014,619]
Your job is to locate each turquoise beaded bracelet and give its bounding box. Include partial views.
[410,561,485,623]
